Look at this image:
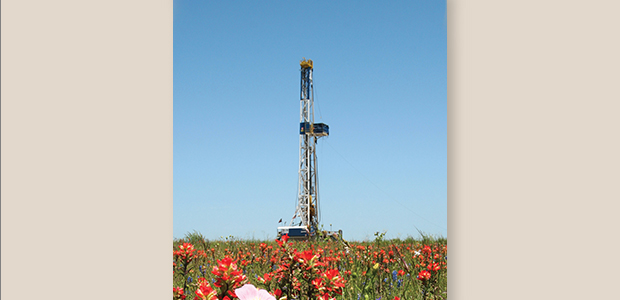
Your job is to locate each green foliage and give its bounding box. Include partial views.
[373,231,387,245]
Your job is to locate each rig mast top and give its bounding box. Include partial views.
[300,58,313,69]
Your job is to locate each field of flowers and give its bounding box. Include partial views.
[173,232,447,300]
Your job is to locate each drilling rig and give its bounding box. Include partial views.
[277,58,337,240]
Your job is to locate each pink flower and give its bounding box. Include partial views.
[234,284,275,300]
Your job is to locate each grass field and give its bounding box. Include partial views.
[173,231,447,300]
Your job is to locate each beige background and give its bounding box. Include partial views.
[2,1,619,299]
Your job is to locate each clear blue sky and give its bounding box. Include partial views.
[173,1,446,241]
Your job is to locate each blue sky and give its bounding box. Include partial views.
[173,1,446,241]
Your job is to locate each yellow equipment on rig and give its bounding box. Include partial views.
[300,58,313,69]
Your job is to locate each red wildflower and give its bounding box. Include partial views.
[210,256,247,298]
[258,272,273,284]
[312,277,325,292]
[398,269,405,276]
[173,243,196,262]
[194,278,217,300]
[173,287,186,300]
[417,270,432,281]
[296,249,316,262]
[427,262,441,272]
[295,249,321,268]
[324,268,340,280]
[317,293,330,300]
[321,268,345,295]
[276,234,290,248]
[274,289,282,298]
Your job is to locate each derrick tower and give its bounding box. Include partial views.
[290,58,329,235]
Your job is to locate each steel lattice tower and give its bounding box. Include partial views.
[291,58,329,235]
